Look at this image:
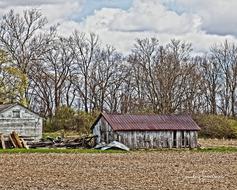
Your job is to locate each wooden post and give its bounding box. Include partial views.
[9,134,17,148]
[20,138,29,149]
[0,133,6,149]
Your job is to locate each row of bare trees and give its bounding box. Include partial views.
[1,9,237,117]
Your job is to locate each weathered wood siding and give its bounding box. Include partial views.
[0,105,43,140]
[93,117,198,149]
[93,117,115,144]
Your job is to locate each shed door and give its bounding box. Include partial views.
[173,131,177,147]
[181,131,187,147]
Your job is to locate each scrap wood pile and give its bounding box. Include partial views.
[27,135,97,149]
[0,131,29,149]
[0,131,97,149]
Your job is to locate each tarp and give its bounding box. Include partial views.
[95,141,130,151]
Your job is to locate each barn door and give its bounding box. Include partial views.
[181,131,185,147]
[173,131,177,148]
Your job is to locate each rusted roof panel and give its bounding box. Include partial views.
[101,113,200,131]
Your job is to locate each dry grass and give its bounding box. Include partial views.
[198,138,237,147]
[0,152,236,190]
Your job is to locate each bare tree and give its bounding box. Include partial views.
[198,55,220,114]
[0,9,56,105]
[90,46,125,112]
[211,40,237,116]
[30,37,75,116]
[71,31,98,113]
[128,38,194,114]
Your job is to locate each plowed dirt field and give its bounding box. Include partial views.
[0,152,236,190]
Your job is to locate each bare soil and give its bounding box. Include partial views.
[0,151,236,190]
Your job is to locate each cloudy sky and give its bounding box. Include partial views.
[1,0,237,53]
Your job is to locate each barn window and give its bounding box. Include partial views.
[12,110,20,118]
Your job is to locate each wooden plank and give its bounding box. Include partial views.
[11,131,23,148]
[0,134,6,149]
[20,138,29,149]
[9,134,17,148]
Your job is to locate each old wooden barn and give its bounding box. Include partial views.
[0,103,43,140]
[91,113,201,149]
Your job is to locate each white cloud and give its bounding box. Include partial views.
[80,0,201,35]
[75,0,237,53]
[0,0,84,24]
[0,0,71,8]
[109,0,201,34]
[167,0,237,36]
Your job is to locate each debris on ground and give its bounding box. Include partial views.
[0,131,97,149]
[27,135,97,149]
[95,141,130,151]
[0,131,29,149]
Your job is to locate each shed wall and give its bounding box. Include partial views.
[0,105,43,140]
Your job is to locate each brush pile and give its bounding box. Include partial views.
[0,131,97,149]
[27,135,97,149]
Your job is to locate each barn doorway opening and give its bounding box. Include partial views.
[173,131,177,147]
[181,131,185,147]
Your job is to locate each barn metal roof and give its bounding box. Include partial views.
[92,113,200,131]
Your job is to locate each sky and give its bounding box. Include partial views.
[0,0,237,54]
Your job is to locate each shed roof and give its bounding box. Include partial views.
[0,103,43,118]
[92,113,200,131]
[0,103,15,112]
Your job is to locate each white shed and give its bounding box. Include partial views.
[0,103,43,140]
